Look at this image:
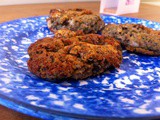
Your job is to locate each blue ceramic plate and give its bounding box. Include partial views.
[0,15,160,120]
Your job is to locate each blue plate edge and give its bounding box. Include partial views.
[0,15,160,119]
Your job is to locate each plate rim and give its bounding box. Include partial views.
[0,15,160,119]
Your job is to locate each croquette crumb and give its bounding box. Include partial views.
[27,30,122,80]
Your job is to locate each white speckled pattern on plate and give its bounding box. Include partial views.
[0,15,160,120]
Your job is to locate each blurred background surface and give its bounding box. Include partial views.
[0,0,160,6]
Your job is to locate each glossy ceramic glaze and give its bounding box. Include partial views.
[0,15,160,119]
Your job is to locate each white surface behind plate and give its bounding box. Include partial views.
[0,0,99,6]
[1,0,160,6]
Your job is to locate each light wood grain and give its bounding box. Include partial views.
[122,3,160,22]
[0,2,160,23]
[141,0,160,2]
[0,105,39,120]
[0,2,160,120]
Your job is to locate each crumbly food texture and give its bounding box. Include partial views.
[47,8,105,34]
[27,30,122,80]
[102,23,160,56]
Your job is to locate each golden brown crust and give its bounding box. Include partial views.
[126,46,160,56]
[27,30,122,80]
[54,29,84,38]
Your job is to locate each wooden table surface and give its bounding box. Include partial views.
[0,2,160,120]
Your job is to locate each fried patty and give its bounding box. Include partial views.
[47,8,105,34]
[27,30,122,80]
[102,24,160,56]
